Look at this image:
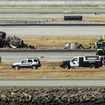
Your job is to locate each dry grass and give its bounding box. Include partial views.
[0,62,105,79]
[83,17,105,22]
[23,36,97,49]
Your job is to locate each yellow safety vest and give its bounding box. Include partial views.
[102,35,105,40]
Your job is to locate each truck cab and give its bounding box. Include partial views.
[60,56,103,69]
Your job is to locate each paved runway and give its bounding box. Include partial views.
[0,26,105,38]
[0,14,102,18]
[0,79,105,87]
[0,13,105,18]
[0,50,95,63]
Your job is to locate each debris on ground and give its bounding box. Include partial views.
[0,31,37,49]
[64,42,91,49]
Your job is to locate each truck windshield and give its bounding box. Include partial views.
[71,58,78,62]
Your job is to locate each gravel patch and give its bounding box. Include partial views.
[0,87,105,105]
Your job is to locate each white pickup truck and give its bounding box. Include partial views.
[60,56,103,69]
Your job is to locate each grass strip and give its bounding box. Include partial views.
[0,62,105,79]
[0,9,105,13]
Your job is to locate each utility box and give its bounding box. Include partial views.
[64,16,82,20]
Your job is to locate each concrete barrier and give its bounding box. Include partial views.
[0,0,105,8]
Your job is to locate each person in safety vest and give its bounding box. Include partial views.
[95,37,103,55]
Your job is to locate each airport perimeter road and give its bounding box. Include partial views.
[0,50,95,63]
[0,79,105,87]
[0,26,105,38]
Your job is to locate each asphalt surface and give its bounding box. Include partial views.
[0,49,95,63]
[0,79,105,87]
[0,25,105,38]
[0,13,104,18]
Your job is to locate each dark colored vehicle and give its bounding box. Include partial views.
[12,58,41,70]
[60,56,103,69]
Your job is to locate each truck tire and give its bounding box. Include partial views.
[32,66,37,69]
[90,64,96,69]
[63,65,69,69]
[14,66,19,70]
